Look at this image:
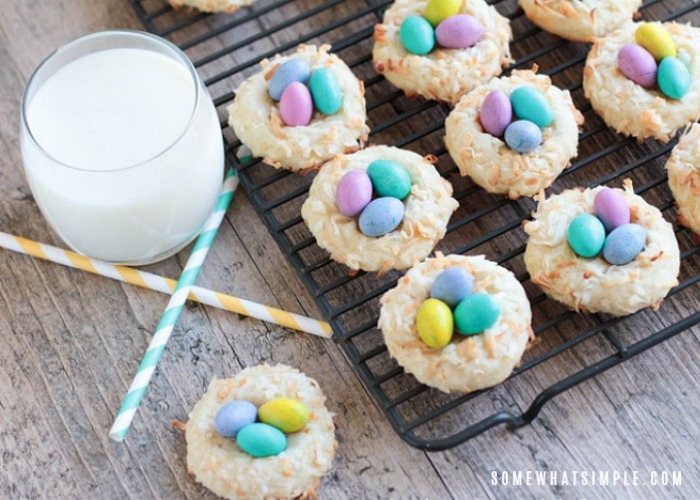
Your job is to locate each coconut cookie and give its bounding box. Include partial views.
[583,22,700,142]
[378,253,533,393]
[524,182,680,316]
[301,145,458,274]
[519,0,641,43]
[185,364,336,500]
[445,70,583,199]
[228,44,369,172]
[170,0,256,13]
[666,123,700,235]
[372,0,512,104]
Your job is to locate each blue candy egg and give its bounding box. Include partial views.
[509,86,554,128]
[504,120,542,154]
[430,267,474,309]
[236,423,287,458]
[567,213,606,258]
[214,400,258,438]
[400,15,435,56]
[603,223,647,265]
[358,197,405,237]
[657,56,691,100]
[454,292,500,335]
[268,59,311,101]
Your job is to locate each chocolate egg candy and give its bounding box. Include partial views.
[567,214,605,258]
[268,59,311,101]
[214,400,257,438]
[658,56,691,100]
[416,298,454,349]
[594,188,630,233]
[258,398,310,433]
[358,197,405,237]
[424,0,461,27]
[279,82,313,127]
[635,22,676,61]
[510,86,554,128]
[400,15,436,55]
[236,423,287,458]
[617,44,658,88]
[480,89,513,137]
[603,223,647,265]
[366,159,412,200]
[504,120,542,154]
[454,292,500,335]
[430,266,474,309]
[336,170,373,217]
[308,68,343,115]
[435,14,484,49]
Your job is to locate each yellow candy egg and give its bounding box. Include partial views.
[424,0,462,27]
[416,298,454,349]
[634,23,677,61]
[258,398,310,433]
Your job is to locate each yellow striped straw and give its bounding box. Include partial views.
[0,231,331,338]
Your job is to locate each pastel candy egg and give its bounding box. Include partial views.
[236,423,287,458]
[658,56,691,100]
[617,44,658,88]
[279,82,313,127]
[504,120,542,154]
[366,159,412,200]
[430,266,474,309]
[268,59,310,101]
[635,23,676,61]
[510,87,554,128]
[435,14,484,49]
[567,213,605,258]
[308,68,343,115]
[602,223,647,265]
[416,298,454,349]
[400,15,435,55]
[594,188,630,233]
[454,292,500,335]
[480,89,513,137]
[214,400,257,438]
[424,0,461,27]
[336,170,373,217]
[258,398,310,433]
[358,197,405,237]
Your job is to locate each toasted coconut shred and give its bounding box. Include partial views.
[523,184,680,317]
[666,123,700,235]
[170,0,256,13]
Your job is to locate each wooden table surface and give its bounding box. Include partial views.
[2,0,700,498]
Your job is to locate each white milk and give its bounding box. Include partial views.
[22,46,224,263]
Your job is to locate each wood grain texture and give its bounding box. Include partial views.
[0,0,699,499]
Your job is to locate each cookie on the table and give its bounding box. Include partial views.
[666,123,700,235]
[170,0,256,13]
[301,145,458,274]
[378,253,533,393]
[519,0,641,43]
[185,364,336,500]
[445,69,584,199]
[583,22,700,142]
[372,0,512,104]
[524,182,680,316]
[228,44,369,172]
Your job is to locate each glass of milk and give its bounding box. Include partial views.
[20,30,224,265]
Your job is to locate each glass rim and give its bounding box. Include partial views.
[21,29,201,174]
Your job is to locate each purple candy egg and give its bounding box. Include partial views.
[435,14,484,49]
[594,187,631,233]
[279,81,313,127]
[480,89,512,138]
[336,170,373,217]
[618,44,658,88]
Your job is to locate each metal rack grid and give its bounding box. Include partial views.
[130,0,700,450]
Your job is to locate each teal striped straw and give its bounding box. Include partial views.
[109,168,239,442]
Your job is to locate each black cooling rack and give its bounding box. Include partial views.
[130,0,700,450]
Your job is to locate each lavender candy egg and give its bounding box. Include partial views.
[279,81,313,127]
[617,44,658,88]
[603,223,647,265]
[435,14,484,49]
[358,197,405,237]
[594,187,630,233]
[336,170,373,217]
[480,89,512,137]
[268,59,311,101]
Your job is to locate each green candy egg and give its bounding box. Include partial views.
[308,68,343,115]
[400,15,435,56]
[236,423,287,458]
[367,159,412,199]
[424,0,461,27]
[258,397,310,433]
[454,293,500,335]
[416,298,454,348]
[567,213,605,258]
[657,56,691,100]
[510,87,554,128]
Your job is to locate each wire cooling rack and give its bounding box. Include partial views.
[130,0,700,450]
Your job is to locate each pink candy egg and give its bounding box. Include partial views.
[435,14,484,49]
[617,44,658,88]
[279,81,313,127]
[594,187,630,233]
[480,89,512,137]
[336,170,373,217]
